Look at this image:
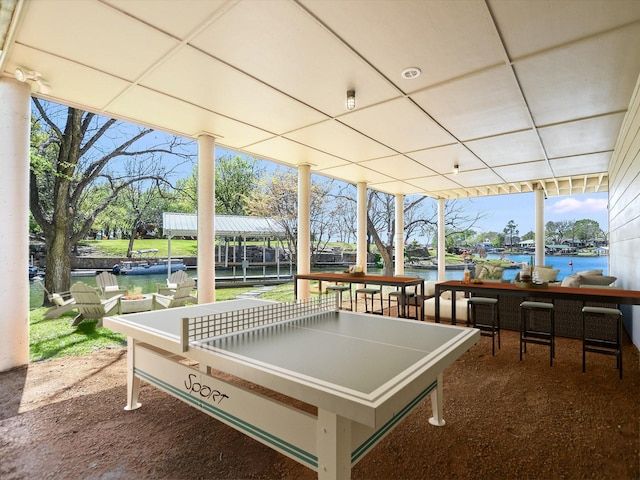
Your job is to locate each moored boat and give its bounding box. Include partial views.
[112,249,187,275]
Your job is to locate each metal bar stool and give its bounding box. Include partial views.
[388,287,417,319]
[356,284,383,314]
[467,296,500,356]
[581,306,623,379]
[520,300,555,366]
[326,284,353,311]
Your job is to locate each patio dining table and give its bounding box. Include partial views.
[294,272,424,317]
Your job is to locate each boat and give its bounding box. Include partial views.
[112,249,187,275]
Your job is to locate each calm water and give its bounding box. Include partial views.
[360,254,608,283]
[29,254,607,309]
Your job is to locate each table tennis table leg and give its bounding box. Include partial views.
[124,337,142,411]
[317,409,351,480]
[428,373,445,427]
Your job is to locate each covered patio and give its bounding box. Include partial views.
[0,311,637,479]
[1,0,639,432]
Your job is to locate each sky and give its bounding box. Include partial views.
[455,192,609,235]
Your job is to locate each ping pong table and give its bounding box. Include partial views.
[103,297,479,480]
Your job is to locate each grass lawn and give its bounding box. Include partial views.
[29,283,297,362]
[82,239,198,257]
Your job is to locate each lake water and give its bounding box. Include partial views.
[29,254,607,309]
[398,254,608,283]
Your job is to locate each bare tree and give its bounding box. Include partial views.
[246,169,337,265]
[335,185,487,275]
[30,100,194,304]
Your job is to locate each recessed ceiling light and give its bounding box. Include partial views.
[401,67,421,79]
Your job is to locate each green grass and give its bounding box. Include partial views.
[29,285,272,362]
[82,239,198,257]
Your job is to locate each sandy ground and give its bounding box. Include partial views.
[1,311,638,480]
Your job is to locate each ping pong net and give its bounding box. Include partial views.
[180,296,336,352]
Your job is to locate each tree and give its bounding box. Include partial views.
[335,186,487,275]
[573,219,601,246]
[173,154,264,215]
[503,220,518,247]
[30,101,194,304]
[246,169,336,265]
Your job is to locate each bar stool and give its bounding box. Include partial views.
[520,300,555,366]
[467,297,500,356]
[356,284,383,314]
[581,306,623,379]
[388,287,417,319]
[326,284,353,311]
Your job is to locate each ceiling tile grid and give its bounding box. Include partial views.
[2,0,638,199]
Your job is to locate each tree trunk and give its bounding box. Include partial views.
[42,212,73,306]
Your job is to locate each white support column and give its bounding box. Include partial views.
[297,164,311,299]
[437,199,446,281]
[197,135,215,304]
[535,187,545,267]
[394,194,404,276]
[356,182,367,272]
[0,79,31,371]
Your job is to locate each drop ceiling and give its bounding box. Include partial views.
[2,0,640,199]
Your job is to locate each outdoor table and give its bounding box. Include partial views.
[294,272,424,318]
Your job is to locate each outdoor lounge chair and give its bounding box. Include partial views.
[152,278,196,310]
[38,280,77,319]
[156,270,190,296]
[70,281,122,327]
[95,271,126,299]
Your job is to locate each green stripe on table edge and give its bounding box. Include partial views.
[135,368,318,469]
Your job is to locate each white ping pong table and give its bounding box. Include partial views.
[103,297,479,480]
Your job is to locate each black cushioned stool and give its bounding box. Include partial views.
[581,306,623,379]
[388,288,417,319]
[326,284,353,311]
[520,301,555,366]
[467,297,500,355]
[356,285,383,314]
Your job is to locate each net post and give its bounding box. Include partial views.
[180,317,189,352]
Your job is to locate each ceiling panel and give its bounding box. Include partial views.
[466,130,545,167]
[358,155,436,181]
[407,144,487,175]
[516,24,640,126]
[494,160,554,183]
[108,87,273,145]
[339,97,456,153]
[539,113,626,159]
[301,0,504,91]
[406,175,463,194]
[244,137,348,170]
[284,120,396,162]
[5,45,130,111]
[368,180,427,196]
[448,168,505,188]
[18,0,178,81]
[411,65,532,141]
[319,163,395,185]
[549,153,611,177]
[190,0,399,117]
[490,0,640,59]
[103,0,228,40]
[142,46,328,135]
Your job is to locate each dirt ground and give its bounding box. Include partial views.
[1,320,638,480]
